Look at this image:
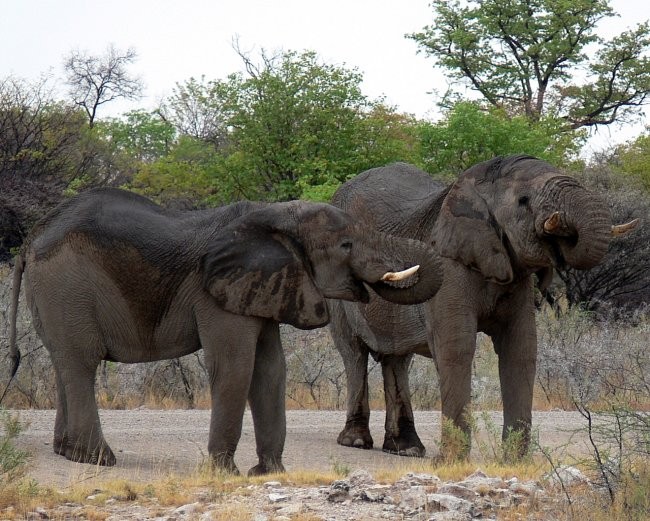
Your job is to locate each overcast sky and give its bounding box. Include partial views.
[2,0,649,154]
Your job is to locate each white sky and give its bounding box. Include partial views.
[2,0,649,155]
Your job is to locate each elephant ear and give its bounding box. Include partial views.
[433,178,513,284]
[201,222,329,329]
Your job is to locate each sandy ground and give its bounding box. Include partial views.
[13,409,591,488]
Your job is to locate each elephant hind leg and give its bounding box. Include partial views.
[51,353,115,466]
[334,340,373,449]
[381,354,425,457]
[53,367,68,456]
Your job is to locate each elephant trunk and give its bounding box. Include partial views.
[537,177,612,270]
[352,230,443,305]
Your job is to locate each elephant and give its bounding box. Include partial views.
[8,187,443,475]
[329,155,639,459]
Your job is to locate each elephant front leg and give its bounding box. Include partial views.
[431,308,477,461]
[491,287,537,459]
[381,354,425,457]
[201,314,260,475]
[331,322,373,450]
[247,321,286,476]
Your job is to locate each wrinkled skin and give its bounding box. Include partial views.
[330,156,636,459]
[9,188,442,475]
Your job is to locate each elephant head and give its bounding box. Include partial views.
[434,155,638,284]
[202,201,443,329]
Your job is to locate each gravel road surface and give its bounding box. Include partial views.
[13,409,590,487]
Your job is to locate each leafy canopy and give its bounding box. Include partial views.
[132,49,420,204]
[408,0,650,130]
[418,101,583,176]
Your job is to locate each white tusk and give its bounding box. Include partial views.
[381,265,420,282]
[611,218,640,237]
[543,211,562,233]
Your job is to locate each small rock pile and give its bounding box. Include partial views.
[13,467,591,521]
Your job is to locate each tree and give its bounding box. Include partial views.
[99,110,175,162]
[64,44,143,127]
[418,101,583,176]
[613,132,650,190]
[409,0,650,130]
[0,76,90,259]
[149,48,420,204]
[160,76,229,149]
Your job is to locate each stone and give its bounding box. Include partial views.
[348,469,376,487]
[436,483,477,501]
[268,493,289,503]
[544,466,589,486]
[426,493,475,514]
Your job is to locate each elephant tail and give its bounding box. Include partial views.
[8,255,24,378]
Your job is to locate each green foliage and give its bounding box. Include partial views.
[469,411,532,464]
[99,110,175,162]
[127,136,218,206]
[153,50,421,204]
[409,0,650,130]
[614,132,650,190]
[439,416,471,463]
[418,101,584,176]
[0,408,28,485]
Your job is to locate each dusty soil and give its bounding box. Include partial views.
[13,409,591,488]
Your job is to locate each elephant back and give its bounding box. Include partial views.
[333,163,447,240]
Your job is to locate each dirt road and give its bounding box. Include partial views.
[14,409,590,487]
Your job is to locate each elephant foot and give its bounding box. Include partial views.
[382,418,426,457]
[248,457,285,476]
[53,436,67,456]
[65,442,116,466]
[337,422,373,450]
[210,451,240,475]
[382,434,426,457]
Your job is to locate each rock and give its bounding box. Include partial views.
[429,512,472,520]
[544,466,589,486]
[348,469,376,487]
[459,469,506,491]
[358,486,388,502]
[275,502,303,516]
[399,485,428,510]
[268,492,289,503]
[437,483,477,501]
[264,481,282,488]
[426,493,475,514]
[173,502,200,515]
[395,472,440,488]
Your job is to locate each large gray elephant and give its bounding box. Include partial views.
[330,155,638,458]
[8,187,442,475]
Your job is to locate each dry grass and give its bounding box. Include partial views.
[3,458,649,520]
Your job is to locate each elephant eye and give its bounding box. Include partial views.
[518,195,530,206]
[340,241,353,251]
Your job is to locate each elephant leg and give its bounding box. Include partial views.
[247,321,286,476]
[51,354,115,465]
[201,313,260,475]
[430,304,477,460]
[53,366,68,456]
[491,285,537,458]
[330,305,373,449]
[381,354,425,457]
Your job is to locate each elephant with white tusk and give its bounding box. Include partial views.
[8,187,443,475]
[329,155,638,459]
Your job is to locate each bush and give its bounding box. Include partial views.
[0,408,28,486]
